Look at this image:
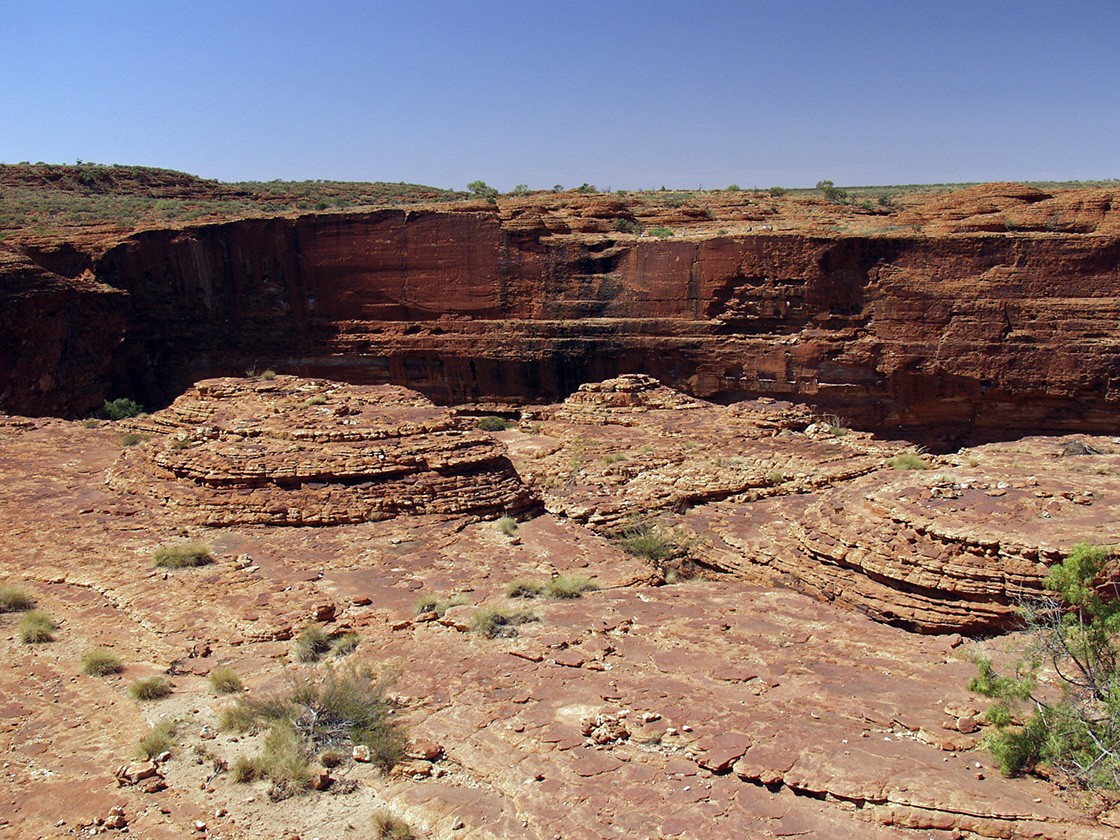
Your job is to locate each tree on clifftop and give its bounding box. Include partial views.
[467,180,498,199]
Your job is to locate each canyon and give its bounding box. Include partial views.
[2,174,1120,839]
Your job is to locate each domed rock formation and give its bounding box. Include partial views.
[106,376,536,525]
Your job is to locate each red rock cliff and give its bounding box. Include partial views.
[5,186,1120,443]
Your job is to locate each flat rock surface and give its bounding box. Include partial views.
[1,380,1119,838]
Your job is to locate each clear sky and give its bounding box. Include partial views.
[2,0,1117,191]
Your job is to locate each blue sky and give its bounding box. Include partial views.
[2,1,1117,190]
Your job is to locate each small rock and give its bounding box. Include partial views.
[194,820,207,832]
[452,819,465,830]
[141,777,167,794]
[956,715,979,734]
[352,744,371,763]
[407,739,444,761]
[312,769,332,790]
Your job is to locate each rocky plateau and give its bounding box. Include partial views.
[3,177,1120,839]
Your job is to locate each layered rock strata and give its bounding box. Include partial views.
[4,184,1120,445]
[106,376,536,525]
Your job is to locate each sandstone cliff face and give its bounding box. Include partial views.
[5,186,1120,443]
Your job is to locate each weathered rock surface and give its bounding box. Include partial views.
[4,184,1120,446]
[106,376,536,525]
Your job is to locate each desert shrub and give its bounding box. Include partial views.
[129,676,173,701]
[467,180,498,198]
[969,543,1120,788]
[225,664,407,774]
[294,625,331,663]
[260,369,277,380]
[470,606,538,639]
[816,414,850,436]
[81,647,124,676]
[318,748,345,768]
[372,812,415,840]
[477,416,511,432]
[415,593,465,618]
[614,521,681,564]
[505,578,545,599]
[137,720,175,758]
[331,632,360,657]
[230,755,260,782]
[647,226,674,239]
[613,218,644,235]
[219,702,257,732]
[816,180,848,204]
[98,398,144,420]
[604,453,628,464]
[152,543,212,569]
[208,666,243,694]
[258,723,313,796]
[889,453,928,470]
[497,515,518,536]
[544,575,599,599]
[18,611,57,643]
[769,186,788,197]
[0,585,34,612]
[120,432,147,447]
[767,470,791,485]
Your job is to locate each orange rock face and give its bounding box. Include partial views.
[3,184,1120,446]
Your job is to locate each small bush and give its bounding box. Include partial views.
[331,632,360,657]
[769,186,788,197]
[259,724,313,795]
[18,611,57,643]
[294,625,332,663]
[504,578,545,599]
[767,470,790,485]
[152,543,212,569]
[230,755,259,782]
[497,515,518,536]
[120,432,147,447]
[604,453,628,464]
[415,594,465,618]
[477,416,511,432]
[0,585,34,613]
[543,575,599,599]
[99,398,144,420]
[816,180,848,204]
[129,676,173,701]
[81,647,124,676]
[470,606,538,639]
[613,218,644,235]
[372,811,415,840]
[218,702,257,733]
[615,522,679,563]
[209,666,243,695]
[889,453,928,470]
[647,226,674,239]
[138,720,175,758]
[260,369,277,380]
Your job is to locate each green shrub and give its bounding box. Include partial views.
[613,218,644,235]
[98,398,144,420]
[504,578,545,599]
[225,664,407,773]
[230,755,260,782]
[260,369,277,380]
[120,432,148,446]
[18,611,57,643]
[969,543,1120,788]
[497,515,518,536]
[604,453,628,464]
[259,723,313,795]
[137,720,175,758]
[372,812,415,840]
[152,543,212,569]
[294,624,331,663]
[129,676,173,701]
[647,226,674,239]
[208,666,243,694]
[0,585,34,612]
[816,180,848,204]
[81,647,123,676]
[469,606,538,639]
[219,702,257,733]
[331,632,360,657]
[543,575,599,599]
[467,180,498,198]
[769,186,788,197]
[614,521,680,563]
[889,453,928,470]
[477,415,511,432]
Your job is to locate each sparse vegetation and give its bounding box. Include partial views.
[504,577,545,599]
[331,632,360,658]
[120,432,148,446]
[18,611,57,643]
[372,811,415,840]
[137,720,175,758]
[208,666,244,694]
[129,676,173,700]
[542,575,599,599]
[604,452,628,464]
[497,515,519,536]
[152,542,212,569]
[477,415,512,432]
[221,664,407,778]
[0,585,34,613]
[614,520,683,564]
[769,186,788,197]
[467,180,498,199]
[889,452,929,470]
[816,180,849,204]
[230,755,259,782]
[81,647,124,676]
[469,606,538,639]
[98,398,144,420]
[969,543,1120,789]
[817,414,850,436]
[260,369,277,380]
[647,226,675,239]
[294,624,332,663]
[613,218,645,235]
[767,470,791,485]
[414,593,466,618]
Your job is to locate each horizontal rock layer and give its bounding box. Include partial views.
[106,376,536,525]
[3,185,1120,445]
